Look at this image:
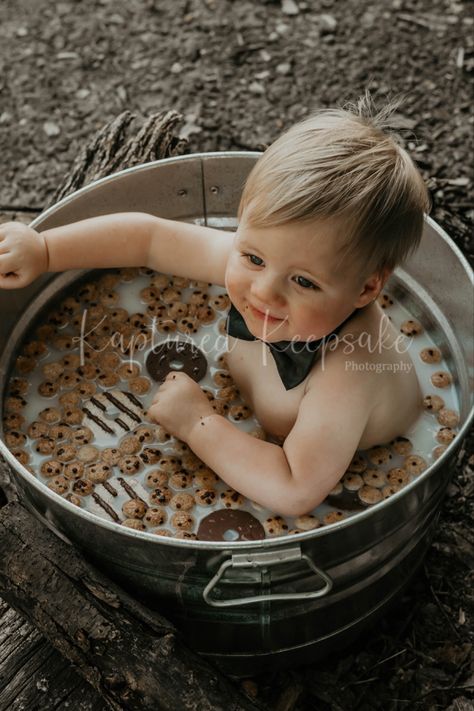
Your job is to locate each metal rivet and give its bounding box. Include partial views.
[177,188,187,197]
[210,185,219,194]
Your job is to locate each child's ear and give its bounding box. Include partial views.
[354,267,393,307]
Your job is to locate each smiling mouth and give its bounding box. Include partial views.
[248,304,285,323]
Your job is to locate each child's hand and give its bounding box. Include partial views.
[147,372,215,441]
[0,222,48,289]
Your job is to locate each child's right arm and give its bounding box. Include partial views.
[0,213,234,289]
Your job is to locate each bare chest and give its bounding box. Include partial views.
[225,337,306,440]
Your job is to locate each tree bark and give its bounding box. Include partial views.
[0,501,263,711]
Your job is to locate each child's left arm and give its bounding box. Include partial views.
[149,354,376,516]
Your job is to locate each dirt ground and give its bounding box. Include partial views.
[0,0,473,709]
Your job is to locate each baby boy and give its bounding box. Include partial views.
[0,100,430,516]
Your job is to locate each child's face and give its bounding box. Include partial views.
[225,214,382,343]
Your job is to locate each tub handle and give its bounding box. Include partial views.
[203,547,333,607]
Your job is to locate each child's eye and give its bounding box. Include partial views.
[243,253,264,267]
[293,275,317,290]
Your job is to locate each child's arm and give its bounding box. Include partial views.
[150,352,376,516]
[0,214,233,289]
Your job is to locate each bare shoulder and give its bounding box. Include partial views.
[147,217,235,286]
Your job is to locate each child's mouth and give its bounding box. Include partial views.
[248,304,285,324]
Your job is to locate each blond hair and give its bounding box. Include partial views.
[238,94,430,276]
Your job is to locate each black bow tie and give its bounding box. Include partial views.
[225,304,357,390]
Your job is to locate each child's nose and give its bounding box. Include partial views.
[251,272,285,306]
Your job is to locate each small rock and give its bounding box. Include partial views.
[319,13,338,33]
[16,26,28,37]
[276,62,291,75]
[36,677,49,692]
[281,0,299,15]
[117,86,127,101]
[259,49,271,61]
[0,111,12,124]
[255,70,270,80]
[275,22,290,34]
[171,62,183,74]
[43,121,61,137]
[76,89,90,99]
[248,81,265,95]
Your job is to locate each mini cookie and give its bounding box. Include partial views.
[62,408,84,425]
[171,275,191,288]
[38,380,59,397]
[437,408,460,428]
[211,399,230,416]
[98,272,121,290]
[4,430,27,448]
[36,324,56,341]
[129,376,151,395]
[197,509,265,541]
[140,286,160,304]
[177,316,200,334]
[40,460,64,477]
[378,293,394,309]
[263,516,289,537]
[150,273,170,289]
[175,531,198,540]
[400,319,423,336]
[72,479,95,496]
[5,395,27,413]
[34,436,57,455]
[387,468,410,486]
[193,467,220,487]
[217,385,240,402]
[294,514,320,531]
[342,473,363,491]
[229,404,252,421]
[98,351,122,369]
[64,461,85,480]
[97,371,121,388]
[172,440,190,455]
[101,447,121,465]
[362,469,387,488]
[86,463,112,484]
[134,425,156,445]
[47,475,69,495]
[436,427,456,445]
[166,302,188,319]
[119,435,141,455]
[140,447,162,465]
[150,486,172,506]
[155,317,177,334]
[9,377,29,396]
[367,446,392,466]
[42,362,65,380]
[59,391,82,408]
[219,489,245,509]
[71,426,94,445]
[109,307,129,323]
[52,335,76,351]
[161,286,183,304]
[62,354,82,369]
[358,485,383,506]
[419,347,442,364]
[55,444,78,463]
[390,436,413,455]
[65,493,82,507]
[118,362,141,380]
[423,394,445,412]
[145,470,169,489]
[4,413,25,430]
[77,445,100,463]
[323,510,346,525]
[171,512,195,531]
[170,493,195,511]
[60,296,82,315]
[12,449,30,466]
[382,483,403,498]
[431,371,452,388]
[209,294,230,311]
[194,488,218,507]
[196,306,216,324]
[144,507,167,526]
[145,341,207,383]
[152,528,173,537]
[49,423,73,441]
[169,471,193,489]
[188,289,208,307]
[213,371,232,387]
[15,356,37,375]
[122,499,147,519]
[28,420,50,439]
[122,519,146,531]
[347,453,367,473]
[118,455,142,475]
[432,445,447,460]
[403,454,427,476]
[180,451,204,472]
[76,363,101,380]
[58,371,82,390]
[217,353,228,369]
[155,455,182,473]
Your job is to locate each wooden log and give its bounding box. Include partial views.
[48,109,188,206]
[0,501,264,711]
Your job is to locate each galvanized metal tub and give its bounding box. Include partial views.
[1,153,473,676]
